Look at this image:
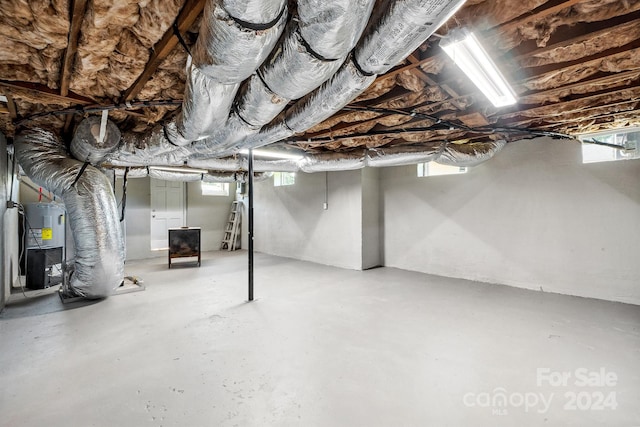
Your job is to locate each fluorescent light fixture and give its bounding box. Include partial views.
[239,148,304,160]
[149,165,208,174]
[441,30,517,108]
[0,95,7,102]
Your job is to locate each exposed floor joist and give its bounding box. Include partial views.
[59,0,88,97]
[119,0,205,102]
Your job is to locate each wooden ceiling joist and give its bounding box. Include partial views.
[374,0,586,86]
[517,70,640,105]
[59,0,88,97]
[524,38,640,78]
[5,94,17,119]
[120,0,205,102]
[507,99,640,129]
[499,83,640,123]
[498,0,584,34]
[512,11,640,63]
[0,80,95,105]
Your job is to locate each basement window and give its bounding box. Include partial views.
[579,128,640,164]
[417,162,468,177]
[274,172,295,187]
[201,182,229,196]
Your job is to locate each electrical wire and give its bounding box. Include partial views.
[16,99,183,126]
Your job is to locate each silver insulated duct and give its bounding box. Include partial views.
[15,129,125,298]
[239,0,466,152]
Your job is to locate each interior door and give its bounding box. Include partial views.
[150,178,185,250]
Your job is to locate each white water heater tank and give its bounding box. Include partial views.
[24,202,66,250]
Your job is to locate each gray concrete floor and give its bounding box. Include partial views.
[1,251,639,427]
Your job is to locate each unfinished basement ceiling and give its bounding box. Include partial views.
[1,0,639,156]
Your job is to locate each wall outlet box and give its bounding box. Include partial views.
[323,203,328,210]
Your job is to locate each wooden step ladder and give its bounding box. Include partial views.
[220,200,242,251]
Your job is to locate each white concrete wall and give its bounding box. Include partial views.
[253,170,364,269]
[361,167,381,269]
[1,133,8,309]
[381,137,640,305]
[186,180,237,252]
[119,177,236,260]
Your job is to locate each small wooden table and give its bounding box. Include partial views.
[168,227,201,268]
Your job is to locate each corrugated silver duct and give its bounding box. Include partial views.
[239,121,294,150]
[113,167,148,178]
[70,116,121,165]
[285,58,376,133]
[148,169,204,182]
[239,0,465,152]
[298,0,376,60]
[187,156,242,171]
[299,151,367,173]
[260,24,344,101]
[436,140,506,167]
[166,63,240,145]
[190,111,259,155]
[242,158,300,172]
[367,143,443,167]
[15,129,125,299]
[355,0,467,74]
[202,172,243,183]
[192,0,287,83]
[109,126,190,166]
[202,171,273,182]
[235,73,288,127]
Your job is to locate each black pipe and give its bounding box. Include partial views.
[248,149,254,302]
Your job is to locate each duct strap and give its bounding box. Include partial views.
[71,161,91,189]
[229,5,287,31]
[120,167,129,222]
[173,22,192,56]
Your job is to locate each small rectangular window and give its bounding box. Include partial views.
[579,128,640,164]
[274,172,295,187]
[201,181,229,196]
[417,162,467,177]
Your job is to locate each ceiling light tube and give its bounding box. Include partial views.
[441,30,517,108]
[149,166,208,174]
[240,148,304,160]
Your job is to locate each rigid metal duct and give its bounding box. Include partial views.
[15,129,125,298]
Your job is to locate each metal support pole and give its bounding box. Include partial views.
[248,148,254,301]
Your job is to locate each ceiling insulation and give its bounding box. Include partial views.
[1,0,640,157]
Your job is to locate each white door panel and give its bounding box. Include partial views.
[150,178,185,250]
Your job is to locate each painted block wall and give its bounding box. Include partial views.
[381,137,640,305]
[253,170,364,270]
[1,133,7,309]
[117,177,236,260]
[362,167,381,269]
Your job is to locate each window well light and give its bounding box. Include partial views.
[440,30,517,108]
